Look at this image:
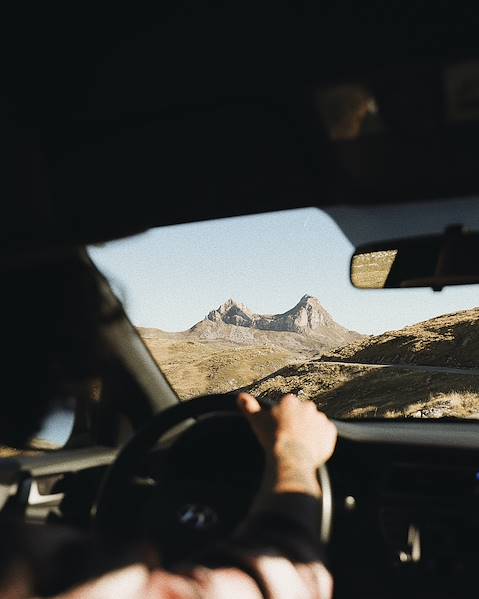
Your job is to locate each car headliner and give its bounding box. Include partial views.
[4,8,479,248]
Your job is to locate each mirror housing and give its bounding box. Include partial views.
[351,225,479,291]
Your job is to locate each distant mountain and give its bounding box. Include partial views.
[189,295,362,348]
[206,295,336,333]
[137,295,363,398]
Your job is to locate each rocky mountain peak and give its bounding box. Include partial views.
[205,294,344,336]
[299,293,315,303]
[207,298,253,326]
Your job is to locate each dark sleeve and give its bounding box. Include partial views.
[165,492,332,599]
[232,491,325,563]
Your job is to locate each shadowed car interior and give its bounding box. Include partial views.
[2,6,479,598]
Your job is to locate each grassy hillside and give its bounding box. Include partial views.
[242,359,479,419]
[242,308,479,419]
[138,330,302,399]
[322,307,479,368]
[139,308,479,417]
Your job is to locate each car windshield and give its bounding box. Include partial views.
[88,208,479,420]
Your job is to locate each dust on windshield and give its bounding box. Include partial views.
[89,208,479,420]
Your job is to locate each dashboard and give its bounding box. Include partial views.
[330,421,479,598]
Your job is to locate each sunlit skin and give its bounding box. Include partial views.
[237,393,338,499]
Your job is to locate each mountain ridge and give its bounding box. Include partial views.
[199,294,361,343]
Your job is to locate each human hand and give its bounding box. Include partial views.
[237,393,337,497]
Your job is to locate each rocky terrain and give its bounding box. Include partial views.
[243,307,479,419]
[138,295,362,398]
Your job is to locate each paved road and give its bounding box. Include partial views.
[320,360,479,376]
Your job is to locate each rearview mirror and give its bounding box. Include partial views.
[350,226,479,291]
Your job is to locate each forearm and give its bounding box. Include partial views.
[260,439,321,499]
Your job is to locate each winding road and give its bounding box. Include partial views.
[320,360,479,376]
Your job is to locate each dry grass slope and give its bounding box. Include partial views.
[139,332,301,399]
[322,307,479,368]
[139,307,479,418]
[242,307,479,418]
[242,360,479,419]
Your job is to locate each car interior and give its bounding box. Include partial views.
[2,7,479,598]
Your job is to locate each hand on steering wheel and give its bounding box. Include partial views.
[95,393,335,555]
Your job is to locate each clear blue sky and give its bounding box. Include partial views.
[88,208,479,335]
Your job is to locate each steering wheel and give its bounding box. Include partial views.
[95,394,332,557]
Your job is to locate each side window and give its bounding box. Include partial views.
[0,400,75,457]
[31,401,76,450]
